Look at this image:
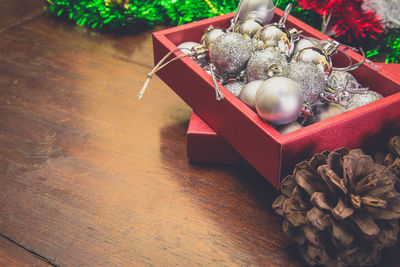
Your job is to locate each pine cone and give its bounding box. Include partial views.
[383,135,400,179]
[272,148,400,266]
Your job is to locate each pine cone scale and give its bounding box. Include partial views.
[274,147,400,266]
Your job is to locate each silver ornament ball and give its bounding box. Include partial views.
[239,80,263,109]
[246,47,287,81]
[281,61,327,104]
[308,102,346,124]
[327,70,361,93]
[237,0,275,25]
[234,19,263,38]
[345,91,383,111]
[210,32,256,76]
[201,27,226,49]
[177,41,207,67]
[255,24,294,56]
[255,77,303,125]
[293,38,318,55]
[277,121,303,134]
[224,81,246,97]
[293,46,332,74]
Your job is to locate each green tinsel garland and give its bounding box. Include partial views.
[45,0,239,29]
[46,0,398,63]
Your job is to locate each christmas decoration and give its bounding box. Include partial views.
[281,61,327,104]
[306,102,346,124]
[362,0,400,29]
[233,19,263,38]
[235,0,275,25]
[293,40,339,74]
[209,32,255,76]
[345,90,383,110]
[45,0,240,29]
[297,0,384,41]
[224,81,245,97]
[46,0,399,63]
[246,48,287,81]
[327,70,363,94]
[276,121,303,134]
[255,77,303,125]
[177,42,207,67]
[201,26,227,50]
[293,37,319,55]
[239,80,263,109]
[272,148,400,266]
[254,4,301,56]
[382,135,400,178]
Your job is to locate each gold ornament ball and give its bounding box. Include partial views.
[293,47,332,74]
[234,19,263,38]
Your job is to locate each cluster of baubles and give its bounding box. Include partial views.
[177,3,383,134]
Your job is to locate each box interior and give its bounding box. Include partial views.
[154,9,400,186]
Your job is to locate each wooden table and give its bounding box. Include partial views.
[1,1,399,266]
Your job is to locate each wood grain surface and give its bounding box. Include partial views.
[0,1,399,266]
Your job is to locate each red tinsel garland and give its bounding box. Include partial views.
[297,0,384,42]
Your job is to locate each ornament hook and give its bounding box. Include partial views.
[138,48,196,100]
[208,64,224,100]
[278,3,292,26]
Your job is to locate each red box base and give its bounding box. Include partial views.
[187,64,400,165]
[154,10,400,188]
[187,113,246,165]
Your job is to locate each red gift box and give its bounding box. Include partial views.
[187,64,400,166]
[153,9,400,188]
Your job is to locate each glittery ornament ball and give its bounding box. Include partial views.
[281,61,327,104]
[210,33,256,76]
[246,47,287,81]
[327,70,360,93]
[224,81,245,97]
[345,91,383,110]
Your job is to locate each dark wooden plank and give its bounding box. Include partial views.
[0,235,50,266]
[0,0,44,31]
[0,5,399,267]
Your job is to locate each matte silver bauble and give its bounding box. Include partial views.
[224,81,245,97]
[239,80,263,109]
[255,24,294,55]
[200,27,226,49]
[281,61,327,104]
[293,38,317,55]
[277,121,303,134]
[210,33,256,76]
[255,77,303,125]
[237,0,275,25]
[308,102,346,124]
[345,91,383,111]
[293,47,331,74]
[234,19,263,38]
[293,41,339,74]
[246,47,287,81]
[177,41,207,67]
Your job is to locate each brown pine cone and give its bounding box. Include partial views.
[272,148,400,266]
[383,135,400,179]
